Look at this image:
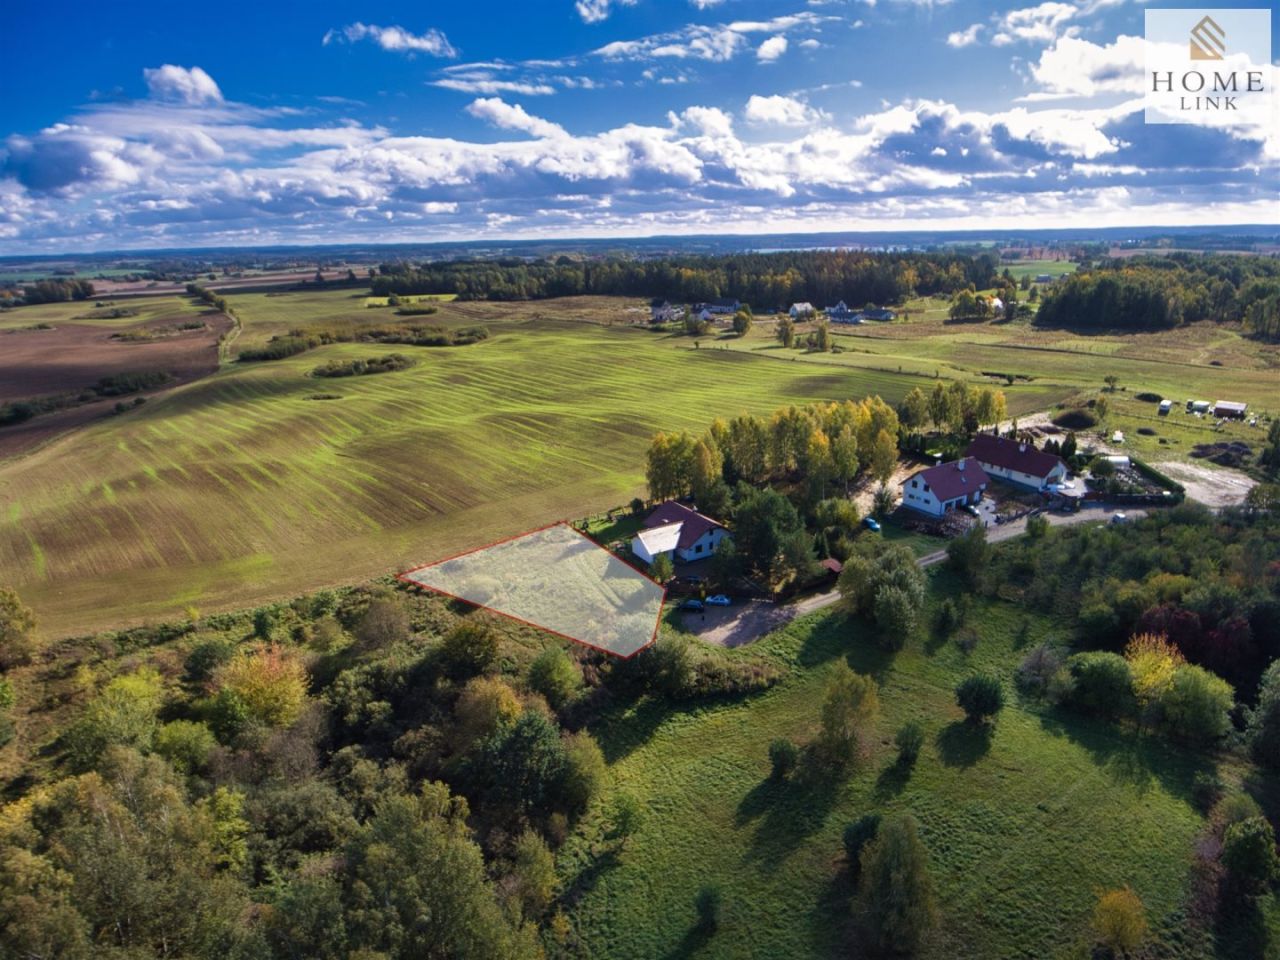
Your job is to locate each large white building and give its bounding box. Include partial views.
[631,501,729,564]
[965,434,1067,492]
[901,457,990,517]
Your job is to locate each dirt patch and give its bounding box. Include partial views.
[1189,441,1252,469]
[0,310,230,457]
[1158,460,1256,508]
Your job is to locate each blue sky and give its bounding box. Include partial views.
[0,0,1276,252]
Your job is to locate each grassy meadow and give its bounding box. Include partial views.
[1,287,1273,638]
[560,572,1268,959]
[0,292,977,637]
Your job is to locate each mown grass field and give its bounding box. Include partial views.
[2,291,993,637]
[561,573,1270,959]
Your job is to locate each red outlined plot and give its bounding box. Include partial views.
[398,521,667,658]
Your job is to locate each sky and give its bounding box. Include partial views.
[0,0,1276,253]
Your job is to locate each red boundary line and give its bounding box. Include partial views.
[395,520,667,659]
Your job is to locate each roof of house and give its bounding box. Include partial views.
[1214,400,1247,412]
[791,301,815,311]
[905,457,989,502]
[820,558,843,574]
[635,523,683,557]
[966,433,1065,480]
[642,501,724,551]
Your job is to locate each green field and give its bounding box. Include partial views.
[6,292,1035,638]
[2,289,1272,639]
[560,576,1246,959]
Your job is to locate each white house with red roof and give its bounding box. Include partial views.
[901,457,990,517]
[965,434,1067,491]
[631,501,729,564]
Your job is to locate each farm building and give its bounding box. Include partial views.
[1159,400,1172,415]
[989,296,1004,316]
[1035,274,1055,284]
[901,457,990,517]
[649,299,683,323]
[1187,400,1212,414]
[965,434,1067,492]
[789,302,816,318]
[692,298,740,316]
[826,301,862,323]
[862,307,896,321]
[631,501,729,564]
[1214,400,1248,419]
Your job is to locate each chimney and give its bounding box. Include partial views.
[958,459,966,471]
[1018,442,1027,453]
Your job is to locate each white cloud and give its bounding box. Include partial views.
[594,12,828,62]
[143,65,223,104]
[991,2,1077,46]
[757,36,788,62]
[1027,35,1145,97]
[946,24,982,48]
[576,0,638,23]
[466,98,566,138]
[744,94,825,125]
[323,22,457,57]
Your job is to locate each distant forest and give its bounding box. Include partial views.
[369,250,1003,308]
[1035,254,1280,341]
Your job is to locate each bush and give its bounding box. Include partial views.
[511,829,557,919]
[768,738,799,779]
[0,587,40,668]
[1191,771,1225,812]
[1247,660,1280,769]
[1066,652,1134,717]
[439,623,499,680]
[857,813,937,953]
[1222,817,1278,895]
[1092,887,1147,955]
[561,730,606,815]
[64,668,164,769]
[154,719,216,774]
[1157,663,1233,743]
[214,644,308,728]
[528,647,583,710]
[872,585,917,651]
[955,675,1004,723]
[895,721,924,762]
[843,814,881,874]
[354,598,410,651]
[312,353,414,378]
[1016,643,1063,696]
[237,336,313,362]
[816,662,880,767]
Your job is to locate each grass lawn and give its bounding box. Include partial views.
[560,573,1248,959]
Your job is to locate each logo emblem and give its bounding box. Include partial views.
[1189,14,1225,60]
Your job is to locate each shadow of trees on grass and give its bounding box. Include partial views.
[935,720,994,768]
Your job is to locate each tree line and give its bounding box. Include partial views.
[369,250,1003,307]
[1034,254,1280,341]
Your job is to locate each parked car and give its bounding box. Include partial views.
[863,517,881,532]
[680,598,705,611]
[1110,512,1128,524]
[963,504,980,517]
[705,594,731,606]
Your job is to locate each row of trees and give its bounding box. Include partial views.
[1035,254,1280,340]
[370,249,1002,306]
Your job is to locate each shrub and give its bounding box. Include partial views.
[1016,642,1063,696]
[154,719,217,774]
[649,552,674,584]
[768,738,799,779]
[439,623,499,680]
[511,829,557,918]
[816,662,880,766]
[946,524,990,588]
[1066,652,1134,717]
[1222,817,1278,895]
[528,647,583,710]
[1247,659,1280,769]
[214,644,308,728]
[872,585,917,651]
[857,813,937,953]
[955,675,1004,723]
[312,353,414,378]
[354,598,410,651]
[452,676,521,752]
[895,721,925,762]
[64,668,164,769]
[843,814,881,875]
[1157,663,1233,743]
[1092,887,1147,955]
[238,336,313,362]
[934,598,960,636]
[561,730,606,815]
[0,586,39,668]
[1215,792,1263,828]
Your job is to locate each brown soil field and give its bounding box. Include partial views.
[0,307,231,457]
